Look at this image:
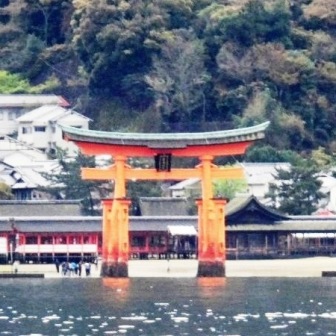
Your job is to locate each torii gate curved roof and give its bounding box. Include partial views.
[61,121,269,157]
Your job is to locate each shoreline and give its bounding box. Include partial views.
[1,256,336,278]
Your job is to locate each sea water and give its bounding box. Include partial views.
[0,277,336,335]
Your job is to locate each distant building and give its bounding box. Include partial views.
[0,160,56,201]
[168,163,291,202]
[0,134,54,165]
[242,162,291,203]
[17,105,90,155]
[169,178,201,199]
[0,94,69,136]
[0,136,59,200]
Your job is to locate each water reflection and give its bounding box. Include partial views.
[197,277,227,298]
[102,277,130,303]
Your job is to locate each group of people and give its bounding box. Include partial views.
[55,259,94,276]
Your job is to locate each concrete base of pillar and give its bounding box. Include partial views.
[197,260,225,277]
[101,261,128,277]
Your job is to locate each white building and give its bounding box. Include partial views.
[242,162,291,202]
[0,160,57,201]
[169,178,201,198]
[0,94,69,136]
[16,105,90,155]
[0,135,59,200]
[318,174,336,213]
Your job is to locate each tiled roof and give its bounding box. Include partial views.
[226,194,288,221]
[2,215,336,233]
[139,197,189,216]
[16,105,89,124]
[0,201,82,217]
[228,220,336,231]
[0,216,197,233]
[0,94,69,107]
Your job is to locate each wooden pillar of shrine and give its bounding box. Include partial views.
[196,199,227,276]
[197,155,227,277]
[101,156,131,277]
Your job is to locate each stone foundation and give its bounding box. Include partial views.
[197,261,225,277]
[101,262,128,277]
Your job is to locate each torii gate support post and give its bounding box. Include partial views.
[101,156,131,277]
[101,198,131,277]
[196,198,227,276]
[197,155,227,276]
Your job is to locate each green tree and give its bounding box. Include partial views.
[40,150,110,215]
[218,0,291,48]
[245,145,301,164]
[0,70,31,93]
[267,163,325,215]
[0,70,60,94]
[71,0,168,105]
[213,178,247,201]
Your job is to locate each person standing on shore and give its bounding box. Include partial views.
[84,261,91,276]
[55,259,60,273]
[61,261,67,276]
[13,260,19,274]
[78,260,82,276]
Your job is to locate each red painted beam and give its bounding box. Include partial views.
[70,140,252,157]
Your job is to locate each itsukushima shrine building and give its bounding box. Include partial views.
[2,197,336,269]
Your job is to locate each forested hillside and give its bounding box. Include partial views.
[1,0,336,161]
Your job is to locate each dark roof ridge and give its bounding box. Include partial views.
[226,194,289,220]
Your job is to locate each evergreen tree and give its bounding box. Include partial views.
[267,163,325,215]
[40,150,110,215]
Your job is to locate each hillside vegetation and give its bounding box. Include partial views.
[1,0,336,162]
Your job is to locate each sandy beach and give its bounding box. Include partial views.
[1,257,336,278]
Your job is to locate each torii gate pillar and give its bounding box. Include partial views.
[101,156,131,277]
[197,155,227,276]
[196,198,227,276]
[101,198,131,277]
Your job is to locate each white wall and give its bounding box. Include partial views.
[0,108,22,135]
[17,113,89,154]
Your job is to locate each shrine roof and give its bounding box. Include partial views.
[61,121,269,149]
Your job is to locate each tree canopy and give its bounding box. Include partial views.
[267,163,326,215]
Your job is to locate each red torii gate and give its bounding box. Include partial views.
[62,121,269,277]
